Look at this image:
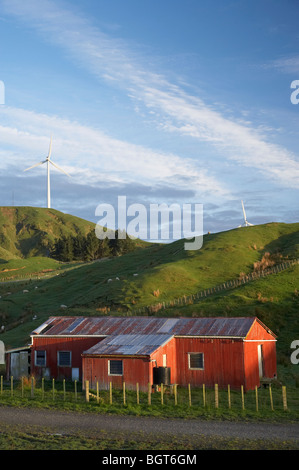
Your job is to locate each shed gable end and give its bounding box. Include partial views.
[245,318,276,341]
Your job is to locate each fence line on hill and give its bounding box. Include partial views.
[132,258,299,315]
[1,258,298,315]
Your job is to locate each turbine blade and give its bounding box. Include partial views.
[24,160,46,171]
[48,136,53,159]
[49,160,71,177]
[241,200,247,221]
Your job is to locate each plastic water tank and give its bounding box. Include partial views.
[153,366,171,385]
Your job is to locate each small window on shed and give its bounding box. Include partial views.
[108,360,123,376]
[35,350,46,367]
[58,351,72,367]
[188,352,204,370]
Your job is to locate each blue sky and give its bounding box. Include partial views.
[0,0,298,237]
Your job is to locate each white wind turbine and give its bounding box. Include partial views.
[238,200,254,227]
[24,137,71,209]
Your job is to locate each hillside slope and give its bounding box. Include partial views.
[0,220,298,361]
[0,206,96,260]
[0,212,298,385]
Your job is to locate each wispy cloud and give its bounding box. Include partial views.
[1,0,299,191]
[0,106,229,199]
[266,55,299,74]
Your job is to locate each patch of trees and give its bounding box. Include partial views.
[50,230,136,262]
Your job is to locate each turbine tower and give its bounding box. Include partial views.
[24,137,71,209]
[238,200,253,227]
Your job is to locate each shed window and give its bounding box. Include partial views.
[108,360,123,376]
[188,352,204,370]
[35,350,46,367]
[58,351,71,367]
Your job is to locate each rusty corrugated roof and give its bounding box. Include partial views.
[83,333,174,356]
[31,316,256,338]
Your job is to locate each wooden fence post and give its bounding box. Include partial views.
[31,376,34,398]
[188,383,192,407]
[96,381,99,404]
[241,385,245,410]
[148,383,151,405]
[228,384,231,409]
[123,382,126,405]
[85,380,89,402]
[255,385,258,412]
[10,376,13,397]
[21,376,24,398]
[63,379,66,401]
[269,384,274,411]
[215,384,219,409]
[203,384,206,407]
[109,382,112,404]
[282,386,287,411]
[136,383,139,405]
[161,383,164,405]
[52,378,55,401]
[174,384,177,406]
[74,380,77,401]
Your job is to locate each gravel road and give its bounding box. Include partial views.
[0,406,298,443]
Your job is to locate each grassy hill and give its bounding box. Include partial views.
[0,209,298,386]
[0,206,96,260]
[0,206,148,281]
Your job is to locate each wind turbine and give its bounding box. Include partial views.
[238,200,253,227]
[24,136,71,209]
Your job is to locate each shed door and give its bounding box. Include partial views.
[258,345,264,378]
[11,351,29,378]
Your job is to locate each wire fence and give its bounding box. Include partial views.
[1,376,298,417]
[132,259,299,315]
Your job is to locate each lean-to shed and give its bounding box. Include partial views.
[28,316,277,391]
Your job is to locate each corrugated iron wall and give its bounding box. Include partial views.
[174,337,245,389]
[31,336,102,380]
[83,356,151,392]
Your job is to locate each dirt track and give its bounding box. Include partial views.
[0,406,298,443]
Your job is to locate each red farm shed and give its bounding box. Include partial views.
[28,316,277,391]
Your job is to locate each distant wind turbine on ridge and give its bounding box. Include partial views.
[24,136,71,209]
[238,200,253,227]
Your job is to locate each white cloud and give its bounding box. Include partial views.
[1,0,299,204]
[0,106,229,198]
[133,86,299,188]
[1,0,299,191]
[267,55,299,74]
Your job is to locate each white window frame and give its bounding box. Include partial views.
[108,359,123,376]
[188,352,204,370]
[35,350,46,367]
[57,350,72,367]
